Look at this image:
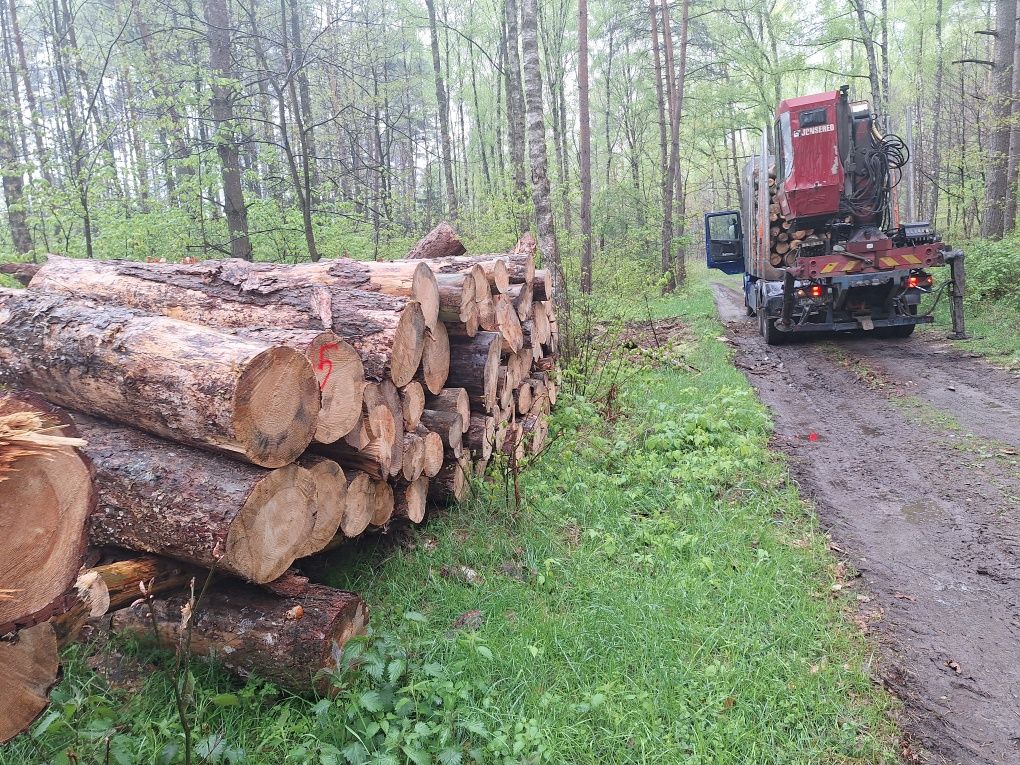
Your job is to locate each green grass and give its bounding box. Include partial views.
[3,268,898,765]
[917,296,1020,370]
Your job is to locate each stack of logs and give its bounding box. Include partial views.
[0,222,559,743]
[765,177,814,268]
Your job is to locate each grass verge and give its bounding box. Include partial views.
[3,269,898,765]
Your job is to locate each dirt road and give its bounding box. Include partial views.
[712,282,1020,765]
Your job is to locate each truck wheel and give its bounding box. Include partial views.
[761,317,784,345]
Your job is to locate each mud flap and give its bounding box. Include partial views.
[855,314,875,331]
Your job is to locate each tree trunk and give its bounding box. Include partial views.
[0,102,31,254]
[0,289,319,468]
[30,256,426,389]
[405,221,467,259]
[203,0,253,260]
[1004,0,1020,232]
[984,0,1018,237]
[522,0,565,314]
[505,0,530,233]
[649,0,671,289]
[77,414,316,583]
[577,0,592,293]
[850,0,885,118]
[112,581,367,695]
[424,0,458,220]
[0,394,93,635]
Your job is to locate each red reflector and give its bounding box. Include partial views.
[906,276,920,289]
[924,275,934,286]
[809,285,823,298]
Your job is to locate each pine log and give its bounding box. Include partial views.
[373,380,404,477]
[506,282,534,321]
[448,331,501,413]
[314,438,391,480]
[244,329,363,444]
[0,395,94,635]
[284,258,440,331]
[466,414,496,461]
[29,257,426,388]
[491,294,524,352]
[399,382,425,430]
[516,382,534,415]
[49,569,112,645]
[426,388,470,433]
[401,432,426,481]
[418,426,445,478]
[295,456,347,558]
[0,622,59,744]
[77,415,316,583]
[420,410,464,458]
[421,256,511,293]
[496,366,514,410]
[111,582,368,695]
[340,471,374,537]
[369,479,395,526]
[428,455,470,503]
[394,476,428,523]
[531,302,551,345]
[476,289,497,333]
[420,320,451,395]
[405,221,466,260]
[775,241,790,255]
[433,272,476,327]
[85,556,194,611]
[0,290,320,467]
[532,269,553,302]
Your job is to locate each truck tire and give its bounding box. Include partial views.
[757,291,784,345]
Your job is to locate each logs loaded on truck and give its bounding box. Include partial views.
[704,85,968,344]
[0,222,561,743]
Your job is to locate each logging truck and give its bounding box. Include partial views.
[705,86,967,344]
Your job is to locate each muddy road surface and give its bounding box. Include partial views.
[712,282,1020,765]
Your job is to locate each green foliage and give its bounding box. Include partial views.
[963,235,1020,310]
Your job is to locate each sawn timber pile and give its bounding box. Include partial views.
[0,222,560,743]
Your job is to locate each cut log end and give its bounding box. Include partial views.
[421,321,451,395]
[370,479,395,526]
[308,334,366,443]
[339,470,374,538]
[395,476,428,523]
[420,429,445,478]
[0,397,93,633]
[399,382,426,431]
[224,463,317,583]
[295,456,347,558]
[234,346,321,467]
[0,621,60,745]
[389,303,427,388]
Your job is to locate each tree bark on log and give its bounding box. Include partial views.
[85,556,194,611]
[394,475,428,523]
[423,257,510,294]
[532,269,553,301]
[76,415,316,583]
[0,289,320,468]
[295,456,347,558]
[433,271,477,328]
[0,621,59,744]
[448,331,502,413]
[420,410,464,458]
[111,582,368,695]
[0,394,94,635]
[29,256,426,388]
[507,282,534,321]
[426,388,471,433]
[0,262,38,286]
[405,221,466,259]
[466,414,496,461]
[428,455,470,503]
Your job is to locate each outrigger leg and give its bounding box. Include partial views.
[945,251,969,340]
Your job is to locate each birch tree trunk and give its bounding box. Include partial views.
[425,0,458,220]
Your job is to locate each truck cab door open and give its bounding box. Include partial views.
[704,210,744,274]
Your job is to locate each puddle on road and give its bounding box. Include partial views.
[900,500,939,524]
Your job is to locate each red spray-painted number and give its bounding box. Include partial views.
[317,342,340,390]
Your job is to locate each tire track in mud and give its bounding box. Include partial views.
[712,282,1020,765]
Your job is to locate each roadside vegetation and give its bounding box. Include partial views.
[2,263,899,764]
[915,236,1020,369]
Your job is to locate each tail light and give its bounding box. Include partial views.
[808,284,824,298]
[904,273,934,289]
